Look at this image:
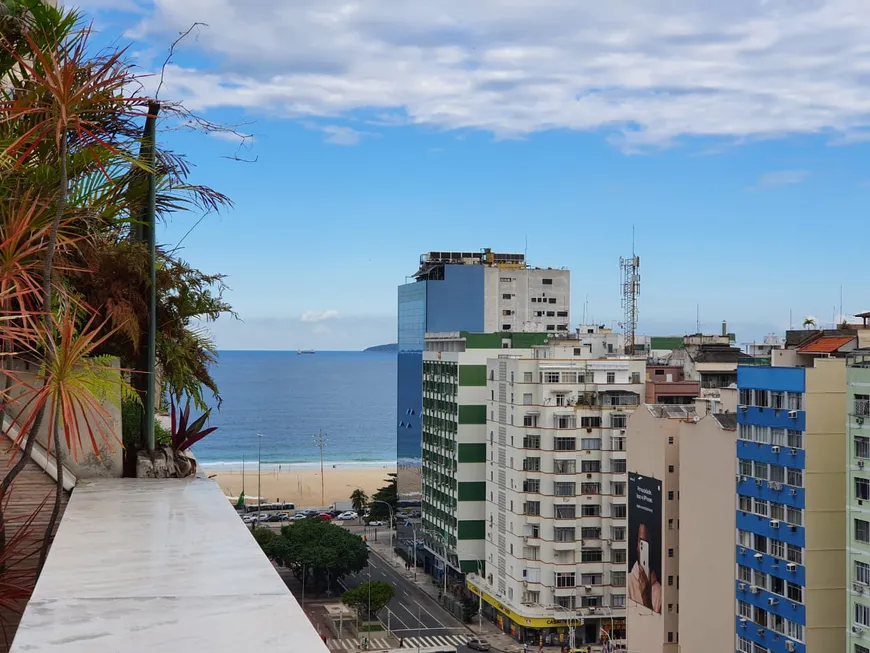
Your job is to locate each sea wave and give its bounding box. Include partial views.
[198,459,397,472]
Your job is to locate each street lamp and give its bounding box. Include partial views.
[370,499,395,555]
[598,605,616,649]
[257,433,264,521]
[549,604,582,651]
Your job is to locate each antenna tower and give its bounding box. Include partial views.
[619,231,640,356]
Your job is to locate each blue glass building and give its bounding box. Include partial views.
[735,365,808,653]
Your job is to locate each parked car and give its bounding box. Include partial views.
[466,637,490,651]
[367,520,385,527]
[317,513,334,520]
[241,515,258,524]
[275,513,291,521]
[337,511,358,520]
[289,513,306,520]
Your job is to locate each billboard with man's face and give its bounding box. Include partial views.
[627,473,662,614]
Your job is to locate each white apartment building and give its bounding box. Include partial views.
[467,336,645,649]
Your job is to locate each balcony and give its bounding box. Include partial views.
[9,478,328,653]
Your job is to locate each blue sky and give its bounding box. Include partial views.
[77,0,870,350]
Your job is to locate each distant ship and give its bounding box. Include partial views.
[297,349,316,355]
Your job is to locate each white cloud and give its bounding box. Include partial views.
[125,0,870,149]
[753,169,809,188]
[300,309,340,323]
[299,122,377,145]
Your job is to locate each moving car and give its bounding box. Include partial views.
[317,513,334,520]
[367,520,385,527]
[466,637,490,650]
[336,511,358,520]
[290,513,307,520]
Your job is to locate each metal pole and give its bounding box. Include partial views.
[143,100,160,452]
[442,529,447,597]
[242,454,245,499]
[257,434,263,519]
[314,431,327,507]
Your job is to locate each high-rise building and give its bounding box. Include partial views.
[847,352,870,651]
[624,404,737,653]
[420,331,551,582]
[466,329,644,650]
[735,352,848,653]
[397,250,570,502]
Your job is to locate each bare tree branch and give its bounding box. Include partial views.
[156,22,208,101]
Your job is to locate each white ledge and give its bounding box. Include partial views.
[11,477,329,653]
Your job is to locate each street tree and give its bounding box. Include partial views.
[341,581,395,620]
[350,488,368,515]
[368,474,397,521]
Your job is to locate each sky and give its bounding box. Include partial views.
[76,0,870,350]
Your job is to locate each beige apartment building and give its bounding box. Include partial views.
[624,404,737,653]
[466,328,645,650]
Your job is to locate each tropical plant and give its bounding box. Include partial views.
[368,474,397,521]
[350,488,368,515]
[341,581,395,621]
[802,317,816,329]
[168,396,217,451]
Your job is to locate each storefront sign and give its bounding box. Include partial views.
[467,582,584,628]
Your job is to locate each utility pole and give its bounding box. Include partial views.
[314,430,327,507]
[257,434,263,519]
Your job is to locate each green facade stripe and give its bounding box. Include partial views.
[651,336,683,350]
[458,405,486,424]
[460,559,485,574]
[458,481,487,502]
[458,365,487,386]
[509,333,551,348]
[460,331,551,350]
[458,442,486,463]
[457,520,486,540]
[462,333,503,349]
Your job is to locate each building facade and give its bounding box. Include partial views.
[645,365,700,405]
[848,353,870,653]
[624,405,737,653]
[467,337,645,648]
[397,251,570,501]
[420,331,550,580]
[735,359,846,653]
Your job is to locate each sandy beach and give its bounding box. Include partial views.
[210,465,397,509]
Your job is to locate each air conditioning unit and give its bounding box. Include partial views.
[790,489,798,496]
[768,597,778,606]
[858,416,865,425]
[741,405,748,412]
[741,475,748,482]
[853,625,865,635]
[860,461,865,469]
[584,585,592,591]
[770,519,780,528]
[754,553,763,560]
[750,585,761,594]
[855,582,865,594]
[786,562,797,572]
[788,410,797,418]
[756,479,763,487]
[769,481,782,490]
[588,607,597,614]
[790,448,798,456]
[771,446,780,453]
[738,582,747,591]
[739,617,748,627]
[785,641,796,652]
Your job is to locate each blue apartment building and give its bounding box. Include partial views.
[735,365,807,653]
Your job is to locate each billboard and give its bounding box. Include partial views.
[627,473,662,614]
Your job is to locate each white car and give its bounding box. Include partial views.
[242,515,258,524]
[290,513,307,520]
[337,511,358,520]
[367,520,385,527]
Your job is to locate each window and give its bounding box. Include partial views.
[788,392,803,411]
[859,478,870,501]
[580,527,599,539]
[612,459,627,473]
[542,278,553,285]
[611,482,626,496]
[523,393,533,405]
[787,507,802,526]
[754,389,768,407]
[606,372,616,384]
[770,428,786,446]
[858,561,870,585]
[787,430,803,448]
[611,414,627,428]
[755,426,770,444]
[581,416,602,428]
[857,394,870,417]
[581,460,600,472]
[738,565,752,582]
[612,527,626,541]
[769,539,785,559]
[858,604,870,627]
[524,372,533,383]
[555,437,577,451]
[554,572,575,587]
[581,573,602,585]
[546,311,555,317]
[557,311,568,317]
[561,372,577,383]
[524,501,541,516]
[544,372,560,383]
[857,519,870,543]
[668,465,674,473]
[611,594,626,607]
[582,504,600,517]
[555,528,576,542]
[555,596,575,609]
[546,325,555,331]
[739,459,752,477]
[610,436,626,451]
[502,293,512,300]
[738,495,752,512]
[612,504,626,518]
[502,324,511,330]
[754,499,769,517]
[754,462,769,480]
[500,277,513,283]
[581,549,603,562]
[736,636,752,653]
[754,534,768,553]
[667,576,674,586]
[787,468,803,487]
[555,504,576,519]
[549,298,556,304]
[523,415,539,427]
[612,549,627,563]
[771,391,785,409]
[739,388,752,405]
[770,465,785,483]
[523,457,541,472]
[786,582,802,603]
[857,645,870,653]
[502,309,513,316]
[554,460,576,474]
[738,423,752,441]
[738,600,752,619]
[581,438,602,450]
[523,434,541,449]
[580,483,601,495]
[770,502,785,520]
[786,544,802,565]
[523,479,541,493]
[554,482,575,496]
[858,437,870,459]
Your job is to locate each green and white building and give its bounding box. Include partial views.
[848,352,870,652]
[422,331,552,579]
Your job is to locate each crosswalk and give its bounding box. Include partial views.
[327,633,470,650]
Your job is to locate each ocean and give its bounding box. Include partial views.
[194,350,397,471]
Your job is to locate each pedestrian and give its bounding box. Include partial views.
[399,636,404,647]
[523,643,529,653]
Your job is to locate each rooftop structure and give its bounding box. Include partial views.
[10,478,328,653]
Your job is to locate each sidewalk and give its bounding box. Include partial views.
[366,536,524,653]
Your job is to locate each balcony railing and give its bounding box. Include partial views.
[854,399,870,417]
